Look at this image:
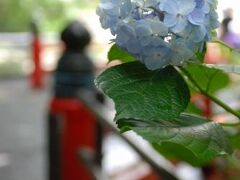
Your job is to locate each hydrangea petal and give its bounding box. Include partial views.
[159,0,178,14]
[170,40,195,65]
[144,55,169,70]
[147,19,168,35]
[120,0,132,18]
[188,9,205,25]
[177,0,196,15]
[163,14,178,27]
[192,25,207,42]
[144,0,159,7]
[171,17,188,33]
[195,0,204,8]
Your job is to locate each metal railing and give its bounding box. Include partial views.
[78,92,179,180]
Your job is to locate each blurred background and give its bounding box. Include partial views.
[0,0,110,76]
[0,0,240,180]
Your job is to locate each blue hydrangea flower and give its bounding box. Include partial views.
[97,0,219,70]
[96,0,132,34]
[169,38,195,65]
[159,0,196,33]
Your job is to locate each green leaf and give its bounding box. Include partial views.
[131,113,233,165]
[108,44,136,63]
[96,62,190,122]
[185,64,230,94]
[153,143,208,166]
[185,102,202,115]
[206,64,240,75]
[229,133,240,149]
[195,43,206,63]
[96,62,232,165]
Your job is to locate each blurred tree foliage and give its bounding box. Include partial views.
[0,0,98,32]
[76,0,98,8]
[0,0,92,32]
[0,0,66,32]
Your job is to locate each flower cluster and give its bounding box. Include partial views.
[97,0,219,70]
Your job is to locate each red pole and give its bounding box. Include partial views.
[203,96,212,118]
[31,27,44,89]
[49,98,97,180]
[191,94,212,118]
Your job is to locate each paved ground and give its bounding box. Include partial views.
[0,77,206,180]
[0,78,50,180]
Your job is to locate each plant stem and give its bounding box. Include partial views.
[180,67,240,120]
[220,122,240,127]
[211,39,240,53]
